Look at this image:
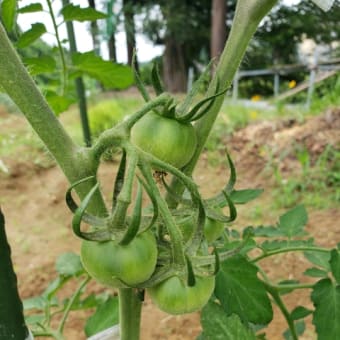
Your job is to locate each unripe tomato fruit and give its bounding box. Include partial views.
[148,275,215,315]
[130,112,197,169]
[80,231,157,287]
[179,216,225,243]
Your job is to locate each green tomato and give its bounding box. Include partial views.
[81,231,157,288]
[179,215,225,243]
[147,275,215,315]
[130,112,197,168]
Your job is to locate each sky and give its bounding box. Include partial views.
[17,0,304,63]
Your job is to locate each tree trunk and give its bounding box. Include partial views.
[210,0,227,60]
[106,0,117,62]
[108,33,117,62]
[123,0,138,69]
[88,0,100,55]
[163,36,187,93]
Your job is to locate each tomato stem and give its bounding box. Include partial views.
[139,161,186,267]
[58,276,91,334]
[166,0,278,208]
[264,282,299,340]
[252,246,331,263]
[119,288,142,340]
[109,150,138,234]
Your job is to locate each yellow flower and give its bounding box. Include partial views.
[288,80,296,89]
[251,94,261,102]
[250,111,258,120]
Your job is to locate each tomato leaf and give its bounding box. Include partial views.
[200,301,256,340]
[55,252,84,277]
[253,225,282,237]
[311,278,340,340]
[45,91,75,115]
[1,0,17,32]
[230,189,263,204]
[215,255,273,324]
[24,56,56,75]
[277,205,308,238]
[85,297,119,336]
[23,296,48,311]
[18,3,43,13]
[304,251,331,271]
[304,267,329,278]
[330,249,340,284]
[290,306,313,320]
[260,238,314,251]
[72,52,133,89]
[61,4,107,22]
[17,23,46,48]
[283,320,306,340]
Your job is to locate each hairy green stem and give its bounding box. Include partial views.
[252,246,330,263]
[46,0,68,94]
[119,289,142,340]
[269,282,315,291]
[58,276,91,334]
[264,282,299,340]
[166,0,278,206]
[110,149,138,233]
[0,23,106,215]
[139,161,186,267]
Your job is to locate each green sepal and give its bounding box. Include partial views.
[71,182,111,241]
[177,81,228,123]
[112,151,126,212]
[206,152,237,206]
[65,176,109,227]
[222,191,237,222]
[160,98,176,119]
[225,152,236,193]
[162,176,192,207]
[119,182,142,245]
[137,176,159,232]
[151,62,164,96]
[177,60,214,115]
[185,255,196,287]
[204,190,236,224]
[186,202,206,254]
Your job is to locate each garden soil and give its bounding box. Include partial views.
[0,106,339,340]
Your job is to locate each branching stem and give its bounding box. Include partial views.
[252,246,330,263]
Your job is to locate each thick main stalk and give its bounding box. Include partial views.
[167,0,278,206]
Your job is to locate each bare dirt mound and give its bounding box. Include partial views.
[227,107,340,181]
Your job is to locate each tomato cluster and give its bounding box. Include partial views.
[79,110,218,315]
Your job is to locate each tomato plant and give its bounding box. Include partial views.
[80,231,157,287]
[1,1,338,340]
[130,112,197,169]
[147,275,215,315]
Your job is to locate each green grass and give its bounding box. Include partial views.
[269,145,340,209]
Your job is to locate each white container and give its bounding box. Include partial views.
[87,325,120,340]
